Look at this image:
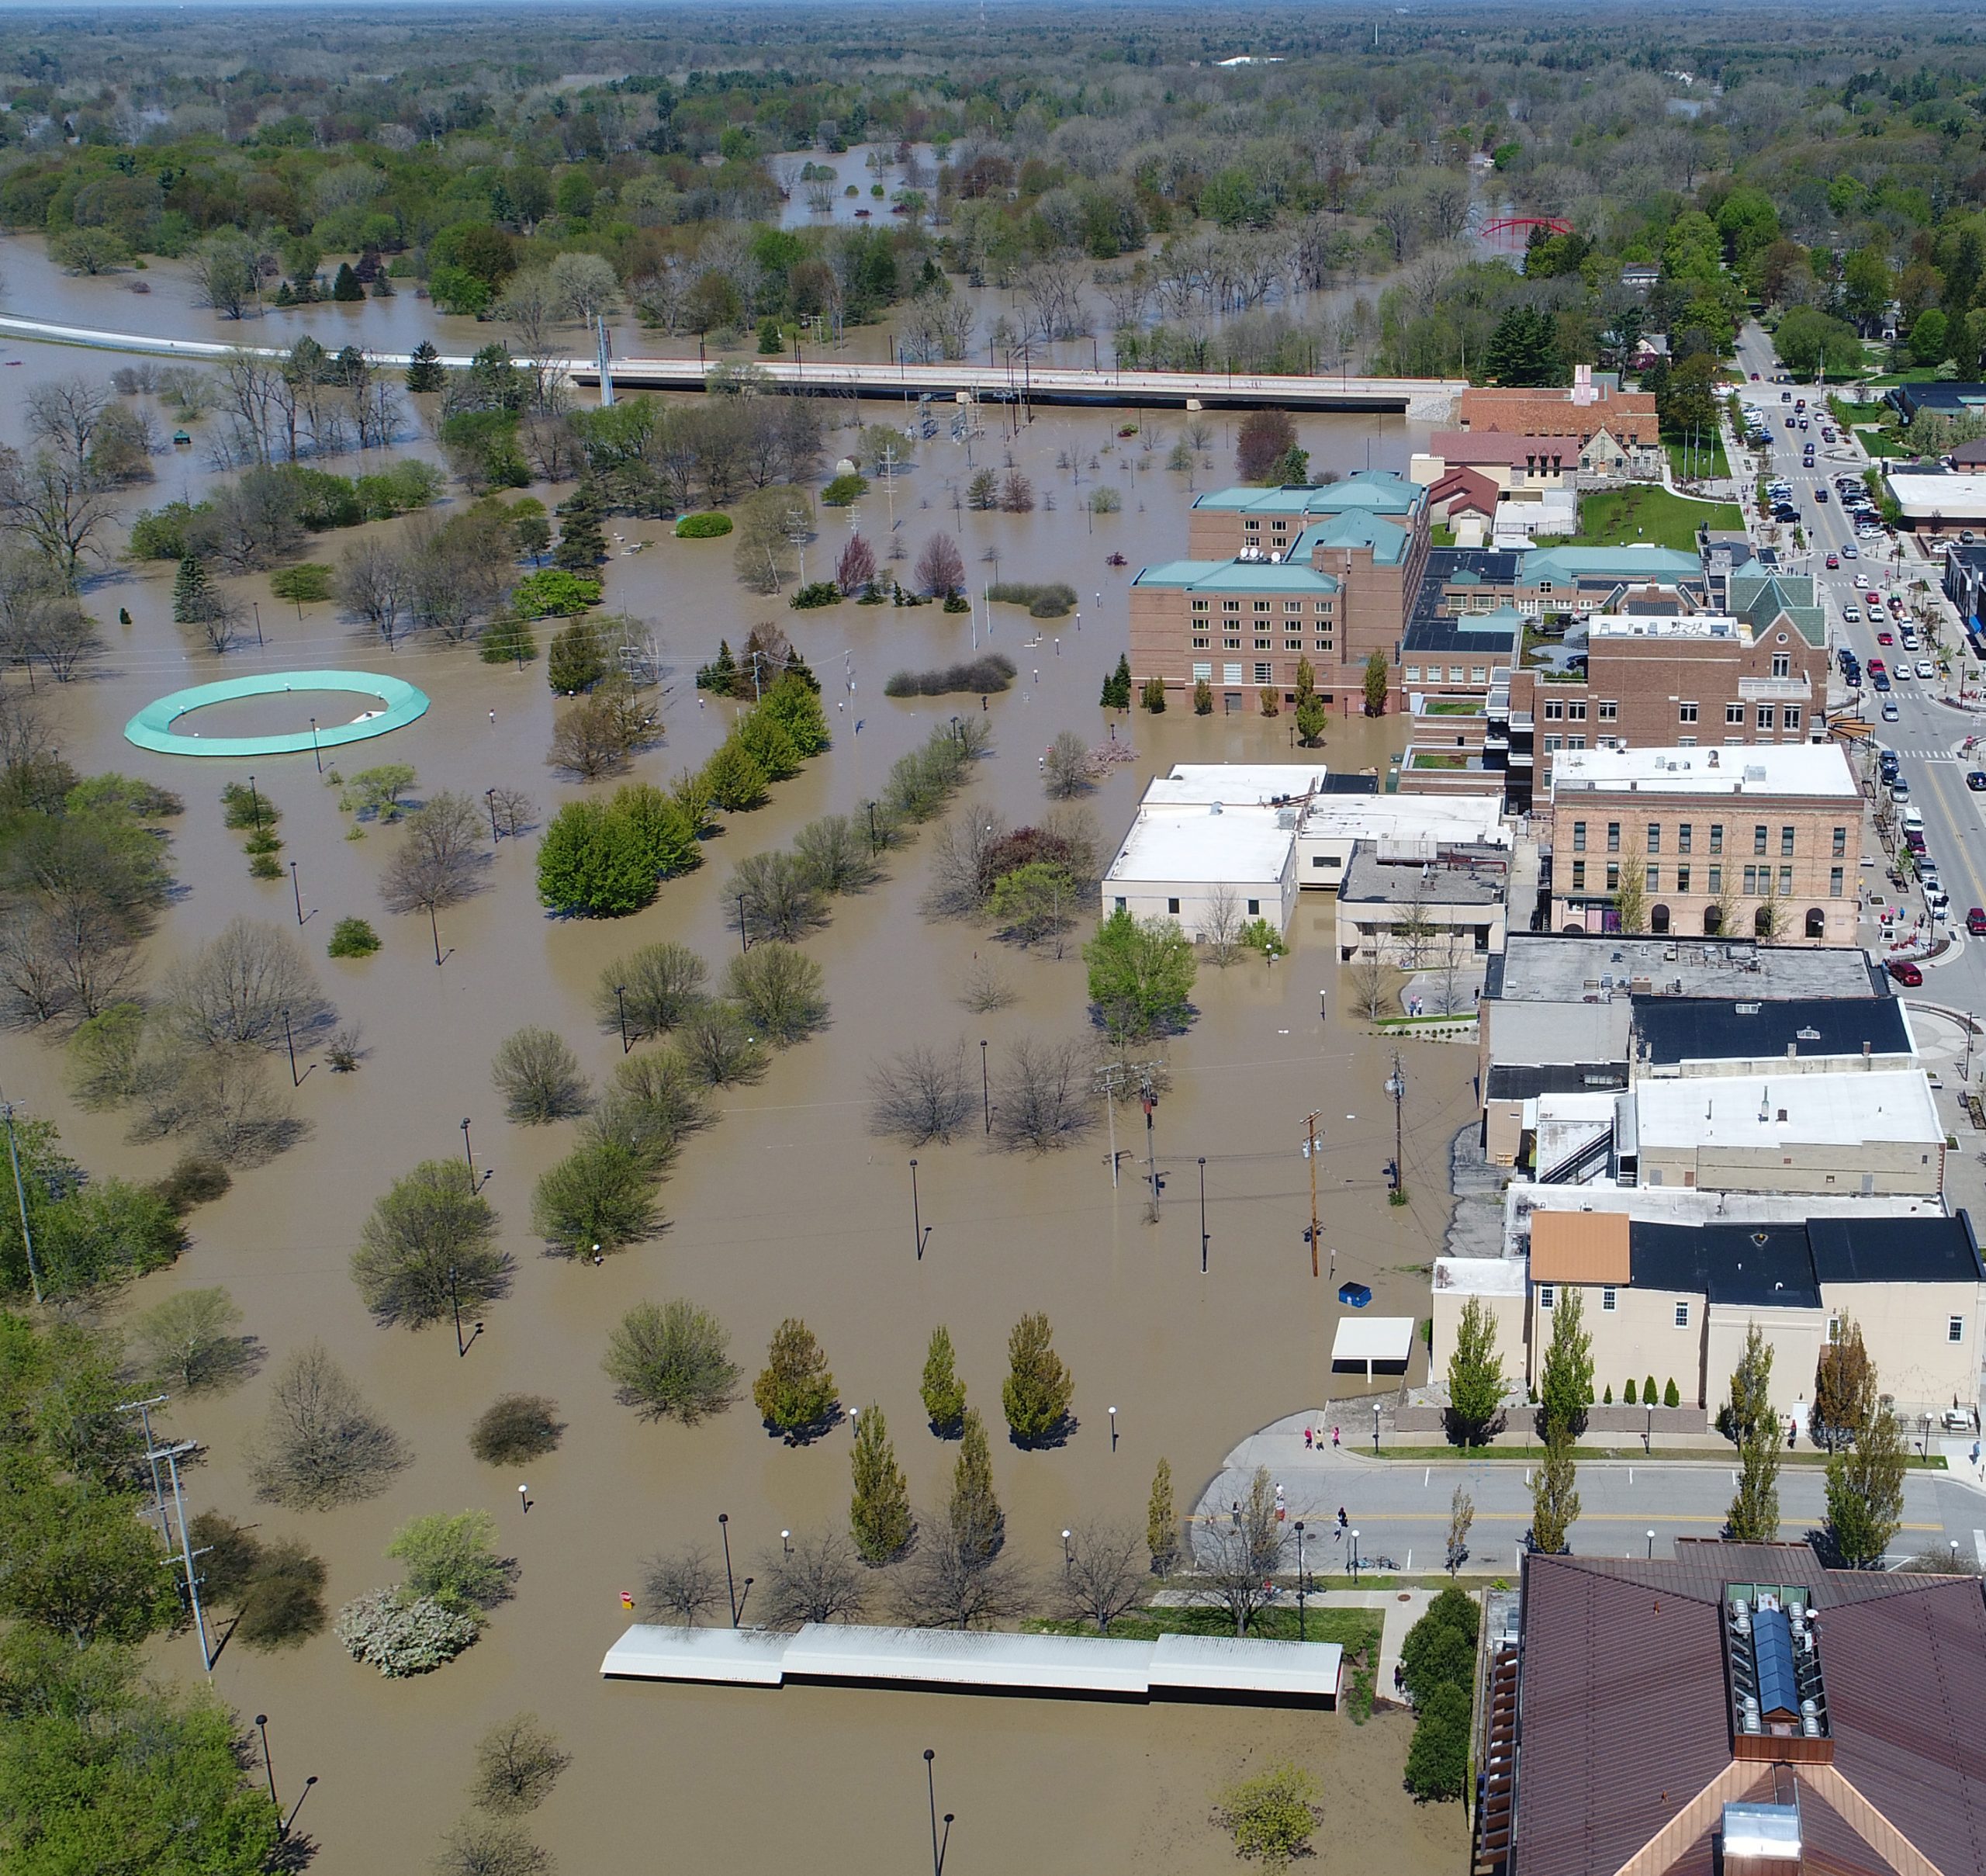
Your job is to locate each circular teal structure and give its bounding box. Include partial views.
[124,670,429,759]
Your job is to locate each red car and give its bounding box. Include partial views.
[1877,630,1894,645]
[1887,958,1924,987]
[1867,658,1886,677]
[1969,909,1986,936]
[1825,554,1839,569]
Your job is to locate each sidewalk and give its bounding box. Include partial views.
[1153,1583,1439,1705]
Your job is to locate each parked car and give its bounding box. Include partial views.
[1916,660,1936,680]
[1891,777,1911,799]
[1888,958,1924,987]
[1880,752,1901,779]
[1967,770,1986,791]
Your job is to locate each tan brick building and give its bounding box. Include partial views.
[1544,742,1863,943]
[1129,472,1431,714]
[1458,367,1661,476]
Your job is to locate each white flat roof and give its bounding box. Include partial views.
[600,1622,1343,1702]
[1587,613,1746,640]
[1331,1316,1417,1362]
[1507,1183,1949,1250]
[1634,1070,1942,1150]
[1887,472,1986,518]
[1434,1255,1528,1296]
[1105,806,1295,886]
[1550,743,1857,801]
[1147,764,1327,805]
[1300,793,1509,845]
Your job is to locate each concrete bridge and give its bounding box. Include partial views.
[0,310,1467,420]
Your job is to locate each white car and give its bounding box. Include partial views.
[1917,660,1936,679]
[1843,607,1861,623]
[1893,663,1913,681]
[1843,545,1858,557]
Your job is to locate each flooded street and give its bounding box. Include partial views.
[0,243,1468,1873]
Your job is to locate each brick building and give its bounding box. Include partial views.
[1128,471,1431,713]
[1509,570,1829,794]
[1544,743,1862,944]
[1458,366,1662,477]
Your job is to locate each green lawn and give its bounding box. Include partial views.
[1856,428,1914,459]
[1424,699,1483,715]
[1666,433,1730,481]
[1570,485,1745,550]
[1026,1602,1383,1719]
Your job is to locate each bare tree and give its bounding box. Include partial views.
[913,531,967,597]
[1058,1522,1147,1632]
[24,376,108,470]
[381,791,490,914]
[433,1818,551,1876]
[991,1037,1095,1152]
[868,1042,976,1144]
[893,1521,1033,1630]
[922,805,1009,919]
[642,1546,726,1626]
[471,1715,572,1817]
[336,538,413,646]
[0,447,117,590]
[759,1530,868,1629]
[488,787,538,839]
[959,960,1015,1013]
[161,917,334,1051]
[1347,952,1391,1021]
[1203,885,1244,967]
[1043,729,1092,801]
[1193,1467,1285,1636]
[246,1341,409,1509]
[727,851,825,943]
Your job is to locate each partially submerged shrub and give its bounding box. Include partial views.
[335,1588,478,1677]
[674,512,732,538]
[883,654,1016,697]
[469,1393,566,1466]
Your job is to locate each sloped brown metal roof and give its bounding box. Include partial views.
[1528,1209,1631,1286]
[1514,1551,1986,1876]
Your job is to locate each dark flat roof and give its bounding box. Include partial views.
[1486,1062,1629,1102]
[1806,1211,1982,1286]
[1514,1549,1986,1876]
[1630,1220,1822,1309]
[1634,995,1912,1067]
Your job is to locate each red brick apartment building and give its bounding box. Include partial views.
[1128,471,1431,714]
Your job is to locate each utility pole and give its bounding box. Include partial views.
[1386,1050,1406,1200]
[1303,1110,1321,1278]
[1141,1069,1161,1222]
[2,1099,42,1304]
[162,1436,213,1673]
[116,1393,171,1539]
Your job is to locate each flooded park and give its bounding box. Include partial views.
[0,236,1470,1874]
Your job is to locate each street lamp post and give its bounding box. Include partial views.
[1373,1403,1381,1455]
[283,1777,318,1841]
[290,859,304,926]
[428,901,443,967]
[718,1513,739,1627]
[486,787,500,842]
[282,1008,299,1088]
[447,1264,482,1358]
[1351,1530,1360,1585]
[1295,1522,1306,1639]
[255,1715,279,1820]
[910,1158,928,1259]
[782,1529,793,1559]
[1647,1529,1656,1560]
[980,1040,991,1133]
[1109,1406,1118,1451]
[1198,1156,1209,1273]
[461,1118,476,1193]
[1062,1528,1074,1570]
[615,984,630,1054]
[310,718,322,773]
[923,1750,953,1876]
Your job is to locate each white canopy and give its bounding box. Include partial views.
[1331,1315,1417,1379]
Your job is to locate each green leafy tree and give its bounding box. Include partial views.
[1400,1607,1477,1704]
[171,554,213,626]
[1811,1314,1875,1453]
[603,1299,739,1424]
[350,1160,510,1330]
[386,1509,510,1616]
[1403,1682,1473,1802]
[1214,1764,1322,1869]
[1825,1386,1907,1568]
[1084,907,1196,1040]
[1140,673,1167,712]
[950,1407,1004,1561]
[1537,1285,1594,1441]
[1614,856,1647,936]
[1725,1324,1781,1542]
[1445,1296,1506,1448]
[849,1404,913,1563]
[759,673,830,757]
[535,799,654,918]
[531,1141,663,1258]
[701,737,770,813]
[546,620,607,694]
[1000,1311,1074,1448]
[1530,1429,1579,1553]
[920,1325,967,1435]
[1295,694,1327,747]
[1147,1457,1178,1577]
[752,1318,839,1442]
[0,1469,182,1647]
[552,483,608,569]
[735,707,802,783]
[331,261,365,303]
[1361,649,1390,716]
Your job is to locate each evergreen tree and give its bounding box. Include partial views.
[406,341,445,394]
[949,1407,1003,1562]
[1147,1456,1178,1577]
[331,262,364,303]
[751,1317,838,1443]
[1001,1311,1074,1447]
[1100,654,1133,710]
[1811,1314,1874,1452]
[1445,1296,1506,1449]
[553,484,608,570]
[1538,1285,1594,1442]
[1482,306,1564,387]
[849,1404,912,1563]
[920,1325,966,1436]
[1265,444,1311,485]
[697,639,742,697]
[172,555,213,625]
[1725,1324,1781,1543]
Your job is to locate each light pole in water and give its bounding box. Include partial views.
[924,1750,953,1876]
[718,1513,739,1627]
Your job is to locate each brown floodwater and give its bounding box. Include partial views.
[0,251,1471,1874]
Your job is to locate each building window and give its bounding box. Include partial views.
[1830,866,1844,898]
[1167,897,1181,914]
[1539,1285,1555,1311]
[1254,638,1272,652]
[1544,735,1562,753]
[1744,865,1759,895]
[1254,600,1272,614]
[1756,705,1773,731]
[1224,637,1241,651]
[1598,701,1618,721]
[1285,601,1303,615]
[1646,825,1661,855]
[1952,1317,1965,1343]
[1572,822,1586,853]
[1315,639,1334,652]
[1680,701,1698,723]
[1223,664,1244,683]
[1317,601,1334,615]
[1754,825,1769,856]
[1675,1302,1690,1327]
[1192,635,1210,649]
[1607,822,1621,853]
[1568,736,1586,750]
[1772,652,1791,677]
[1709,824,1724,856]
[1832,826,1846,858]
[1545,701,1564,721]
[1785,707,1801,732]
[1602,1286,1617,1312]
[1606,862,1620,892]
[1404,666,1421,683]
[1223,601,1241,614]
[1827,1315,1840,1344]
[1114,896,1126,911]
[1247,898,1261,916]
[1254,663,1273,685]
[1192,599,1210,613]
[1677,866,1691,894]
[1571,860,1586,891]
[1285,639,1303,652]
[1707,865,1722,894]
[1678,824,1693,854]
[1780,865,1794,895]
[1780,826,1795,857]
[1192,662,1213,681]
[1726,703,1745,725]
[1568,702,1586,722]
[1646,866,1660,892]
[1472,666,1488,684]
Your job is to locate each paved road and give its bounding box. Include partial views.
[1197,1414,1986,1573]
[0,311,1465,414]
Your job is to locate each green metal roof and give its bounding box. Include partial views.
[1192,470,1424,518]
[1132,559,1341,594]
[1294,511,1412,566]
[1729,570,1825,648]
[1519,546,1703,583]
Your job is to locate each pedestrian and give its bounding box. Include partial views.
[1332,1424,1341,1449]
[1304,1427,1314,1451]
[1393,1663,1404,1694]
[489,708,496,727]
